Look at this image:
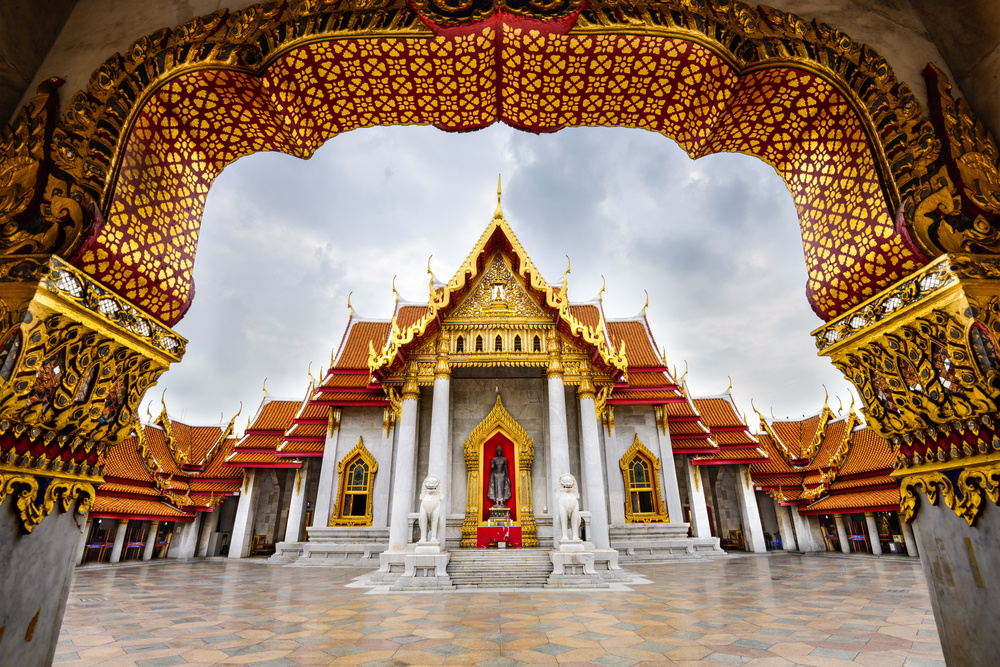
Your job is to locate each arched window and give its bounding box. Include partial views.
[330,438,378,526]
[495,335,503,351]
[619,435,669,523]
[475,335,484,352]
[456,335,464,353]
[514,335,522,352]
[533,335,541,352]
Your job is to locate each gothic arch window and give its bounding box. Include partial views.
[456,335,464,353]
[533,335,541,352]
[619,435,669,523]
[475,335,484,352]
[495,334,503,351]
[330,438,378,526]
[514,335,522,352]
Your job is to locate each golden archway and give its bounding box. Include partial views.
[461,395,538,547]
[329,437,378,526]
[620,435,669,524]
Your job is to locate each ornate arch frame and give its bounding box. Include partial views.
[620,434,669,524]
[461,395,538,547]
[329,436,378,527]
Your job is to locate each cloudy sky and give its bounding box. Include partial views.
[144,124,856,430]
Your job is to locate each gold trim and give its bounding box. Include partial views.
[460,395,538,547]
[329,437,378,527]
[620,435,669,523]
[0,472,95,533]
[899,463,1000,526]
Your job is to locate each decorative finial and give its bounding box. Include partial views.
[562,255,571,285]
[146,403,152,421]
[392,275,399,301]
[493,175,504,220]
[681,360,689,384]
[427,255,436,282]
[823,384,829,405]
[726,376,733,394]
[643,290,649,318]
[234,401,242,419]
[837,396,844,415]
[262,378,268,399]
[771,407,776,419]
[308,362,315,387]
[599,275,606,304]
[160,388,167,415]
[219,411,224,424]
[347,291,354,319]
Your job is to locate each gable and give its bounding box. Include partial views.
[447,253,549,323]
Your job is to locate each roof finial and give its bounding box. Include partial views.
[308,362,315,387]
[262,378,268,399]
[837,396,844,415]
[599,275,606,304]
[771,407,776,419]
[392,275,400,303]
[823,384,829,406]
[346,291,354,319]
[493,174,504,220]
[643,290,649,318]
[727,376,733,394]
[219,411,224,424]
[234,401,242,420]
[562,255,571,286]
[427,255,436,283]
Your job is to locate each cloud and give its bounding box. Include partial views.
[147,124,855,426]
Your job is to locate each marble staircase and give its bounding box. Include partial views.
[447,548,553,588]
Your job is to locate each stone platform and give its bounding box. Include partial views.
[610,522,725,562]
[270,526,388,566]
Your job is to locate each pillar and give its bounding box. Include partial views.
[577,363,610,549]
[372,408,394,528]
[602,409,626,526]
[546,331,572,543]
[196,508,217,557]
[790,506,825,552]
[109,519,128,563]
[167,514,202,560]
[775,504,797,551]
[685,459,712,538]
[283,461,310,543]
[230,469,260,558]
[426,333,451,532]
[653,409,683,523]
[899,517,918,557]
[76,519,92,564]
[311,408,341,529]
[735,465,766,553]
[834,514,850,554]
[141,521,160,561]
[387,364,420,551]
[864,512,883,555]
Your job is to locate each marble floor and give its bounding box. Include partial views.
[57,553,945,666]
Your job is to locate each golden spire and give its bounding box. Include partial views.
[493,174,504,220]
[643,289,649,318]
[598,275,606,304]
[262,377,268,399]
[346,291,354,319]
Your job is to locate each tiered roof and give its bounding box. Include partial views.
[690,393,767,465]
[750,402,898,515]
[225,394,305,469]
[92,409,243,522]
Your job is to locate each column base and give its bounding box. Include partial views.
[390,552,454,590]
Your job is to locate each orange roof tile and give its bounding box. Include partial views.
[810,418,849,470]
[713,430,759,447]
[750,435,801,476]
[693,397,745,429]
[277,440,325,456]
[103,440,156,483]
[397,305,430,330]
[804,488,900,513]
[569,304,602,331]
[840,428,893,476]
[224,450,300,468]
[770,414,823,458]
[693,447,768,463]
[97,482,159,496]
[319,373,371,389]
[335,321,391,369]
[143,428,186,476]
[668,421,711,436]
[607,320,661,368]
[201,439,242,478]
[236,433,282,450]
[831,474,896,490]
[626,372,675,387]
[611,390,682,401]
[91,496,192,519]
[248,399,300,432]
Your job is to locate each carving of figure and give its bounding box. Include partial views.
[557,473,581,542]
[418,475,443,543]
[487,444,511,507]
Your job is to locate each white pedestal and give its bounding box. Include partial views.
[546,548,609,588]
[390,551,454,590]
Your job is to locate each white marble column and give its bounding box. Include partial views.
[865,512,883,555]
[109,519,128,562]
[602,411,627,526]
[230,469,260,559]
[76,519,92,564]
[834,514,851,553]
[372,409,394,528]
[283,461,310,543]
[653,416,683,523]
[790,506,825,552]
[577,367,610,549]
[900,516,919,557]
[775,504,797,551]
[546,331,572,544]
[426,333,451,540]
[388,367,420,551]
[141,521,160,561]
[167,514,202,560]
[735,465,766,552]
[196,508,217,557]
[685,459,712,538]
[311,408,341,529]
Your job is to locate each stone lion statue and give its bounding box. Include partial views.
[418,474,443,543]
[557,473,581,542]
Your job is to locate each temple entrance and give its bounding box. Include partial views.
[461,396,539,548]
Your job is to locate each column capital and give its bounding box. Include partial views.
[546,329,563,379]
[864,512,875,518]
[402,362,420,399]
[834,513,844,519]
[577,360,595,399]
[434,331,451,379]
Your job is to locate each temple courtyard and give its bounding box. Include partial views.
[55,553,944,667]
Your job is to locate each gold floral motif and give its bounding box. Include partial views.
[0,471,96,533]
[899,463,1000,526]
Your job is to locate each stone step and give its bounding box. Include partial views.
[446,548,553,588]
